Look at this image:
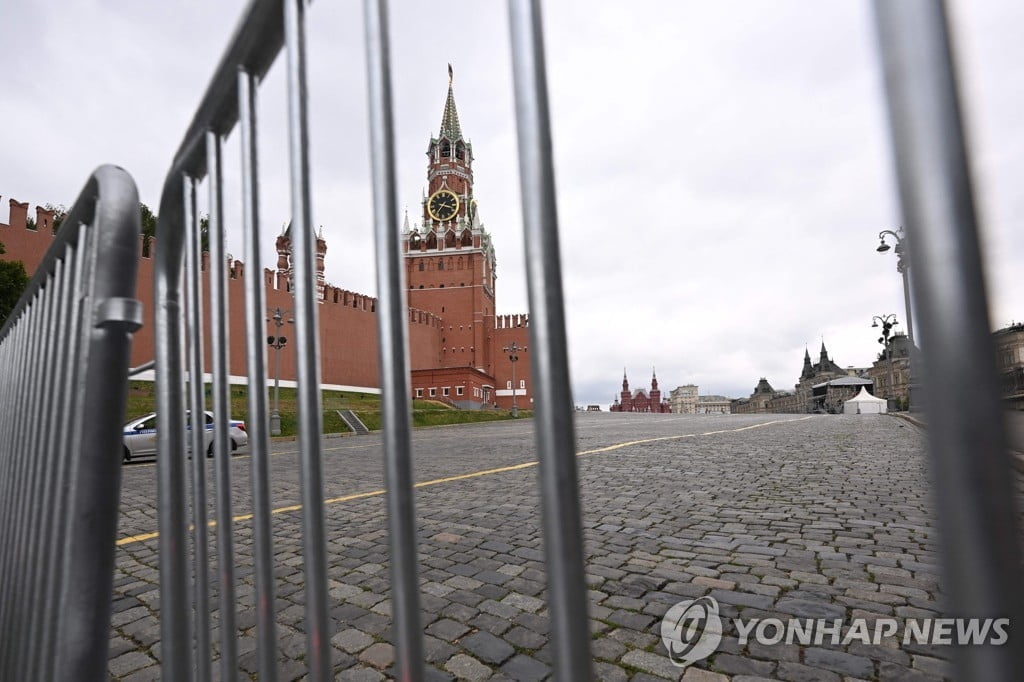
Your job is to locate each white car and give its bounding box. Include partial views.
[122,411,248,463]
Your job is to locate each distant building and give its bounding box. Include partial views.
[695,395,731,414]
[669,384,730,414]
[867,333,912,409]
[610,370,671,413]
[994,323,1024,408]
[669,385,698,413]
[734,342,868,414]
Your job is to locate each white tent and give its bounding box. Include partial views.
[844,387,888,414]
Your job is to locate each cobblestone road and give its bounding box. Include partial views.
[108,413,978,681]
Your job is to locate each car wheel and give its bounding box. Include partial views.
[231,438,238,453]
[123,447,132,464]
[207,441,214,458]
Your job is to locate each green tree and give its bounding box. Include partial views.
[199,214,210,253]
[0,241,30,329]
[44,203,68,233]
[140,202,158,257]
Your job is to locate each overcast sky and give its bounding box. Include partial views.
[1,1,1021,407]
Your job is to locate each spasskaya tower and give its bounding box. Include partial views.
[403,67,528,411]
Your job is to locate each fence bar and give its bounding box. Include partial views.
[50,244,85,672]
[507,1,594,678]
[156,171,196,681]
[363,2,425,679]
[206,128,240,679]
[239,66,279,682]
[32,250,73,679]
[11,286,47,677]
[873,1,1024,677]
[283,0,331,677]
[23,273,57,675]
[35,249,75,680]
[184,174,212,682]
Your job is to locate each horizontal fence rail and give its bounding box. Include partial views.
[0,165,142,682]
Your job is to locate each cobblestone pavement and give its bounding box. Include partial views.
[108,413,985,681]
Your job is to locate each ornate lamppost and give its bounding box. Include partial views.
[872,313,899,410]
[503,342,525,418]
[877,227,914,347]
[267,307,293,436]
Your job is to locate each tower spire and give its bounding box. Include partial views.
[439,64,463,141]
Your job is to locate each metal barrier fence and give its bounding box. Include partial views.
[0,165,142,682]
[152,1,589,680]
[139,1,1022,681]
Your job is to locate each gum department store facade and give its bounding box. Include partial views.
[0,74,531,411]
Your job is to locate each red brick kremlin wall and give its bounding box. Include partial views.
[0,198,442,391]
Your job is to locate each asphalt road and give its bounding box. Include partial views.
[108,412,986,681]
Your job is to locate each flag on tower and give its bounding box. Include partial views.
[448,63,453,84]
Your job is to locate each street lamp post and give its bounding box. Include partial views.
[503,342,524,418]
[872,314,899,410]
[267,307,293,436]
[877,227,914,347]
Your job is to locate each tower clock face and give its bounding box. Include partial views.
[428,189,460,221]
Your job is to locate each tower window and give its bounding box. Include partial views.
[418,261,424,271]
[438,259,444,271]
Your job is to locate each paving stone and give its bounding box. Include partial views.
[462,630,516,665]
[711,653,775,677]
[619,649,681,679]
[709,589,776,610]
[877,661,945,681]
[803,648,874,678]
[426,618,472,642]
[501,592,546,613]
[911,654,952,677]
[775,661,841,682]
[593,661,629,681]
[119,665,163,682]
[332,628,375,654]
[444,653,493,681]
[681,668,730,682]
[774,598,846,620]
[591,636,627,662]
[358,642,394,670]
[108,651,155,677]
[337,666,386,681]
[500,653,550,681]
[503,625,547,651]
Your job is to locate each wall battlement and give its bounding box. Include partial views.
[495,313,529,330]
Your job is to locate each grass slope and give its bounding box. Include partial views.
[125,381,529,437]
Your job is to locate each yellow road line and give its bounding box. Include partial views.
[116,416,812,547]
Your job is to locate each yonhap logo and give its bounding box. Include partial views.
[661,596,723,668]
